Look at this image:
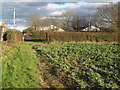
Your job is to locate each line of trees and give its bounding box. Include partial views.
[26,2,119,32]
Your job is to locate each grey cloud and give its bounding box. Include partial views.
[2,2,52,27]
[2,2,49,18]
[2,0,118,3]
[25,2,48,7]
[1,1,117,30]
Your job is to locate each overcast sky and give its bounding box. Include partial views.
[1,0,119,31]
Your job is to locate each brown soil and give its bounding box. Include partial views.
[37,62,66,88]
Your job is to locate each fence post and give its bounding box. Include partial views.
[46,32,49,44]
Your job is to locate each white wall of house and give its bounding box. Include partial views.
[39,25,64,32]
[82,26,100,32]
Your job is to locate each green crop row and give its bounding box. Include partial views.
[33,43,120,88]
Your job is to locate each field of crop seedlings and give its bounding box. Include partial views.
[33,42,120,88]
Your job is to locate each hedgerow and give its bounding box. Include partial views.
[24,31,118,42]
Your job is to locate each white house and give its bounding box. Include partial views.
[39,25,64,32]
[81,26,100,32]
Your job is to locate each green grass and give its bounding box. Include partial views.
[33,42,120,88]
[2,42,39,88]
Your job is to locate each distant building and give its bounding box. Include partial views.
[39,25,64,32]
[81,26,100,32]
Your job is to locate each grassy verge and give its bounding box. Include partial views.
[2,42,39,88]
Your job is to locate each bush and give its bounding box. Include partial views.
[3,29,23,43]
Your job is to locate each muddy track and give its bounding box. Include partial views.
[37,62,66,88]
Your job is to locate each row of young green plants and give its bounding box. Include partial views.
[33,43,120,88]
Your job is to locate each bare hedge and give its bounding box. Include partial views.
[25,31,118,42]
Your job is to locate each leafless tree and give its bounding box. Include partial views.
[71,14,81,31]
[62,9,81,31]
[52,18,63,28]
[26,13,41,30]
[40,18,51,27]
[95,2,119,31]
[62,9,78,31]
